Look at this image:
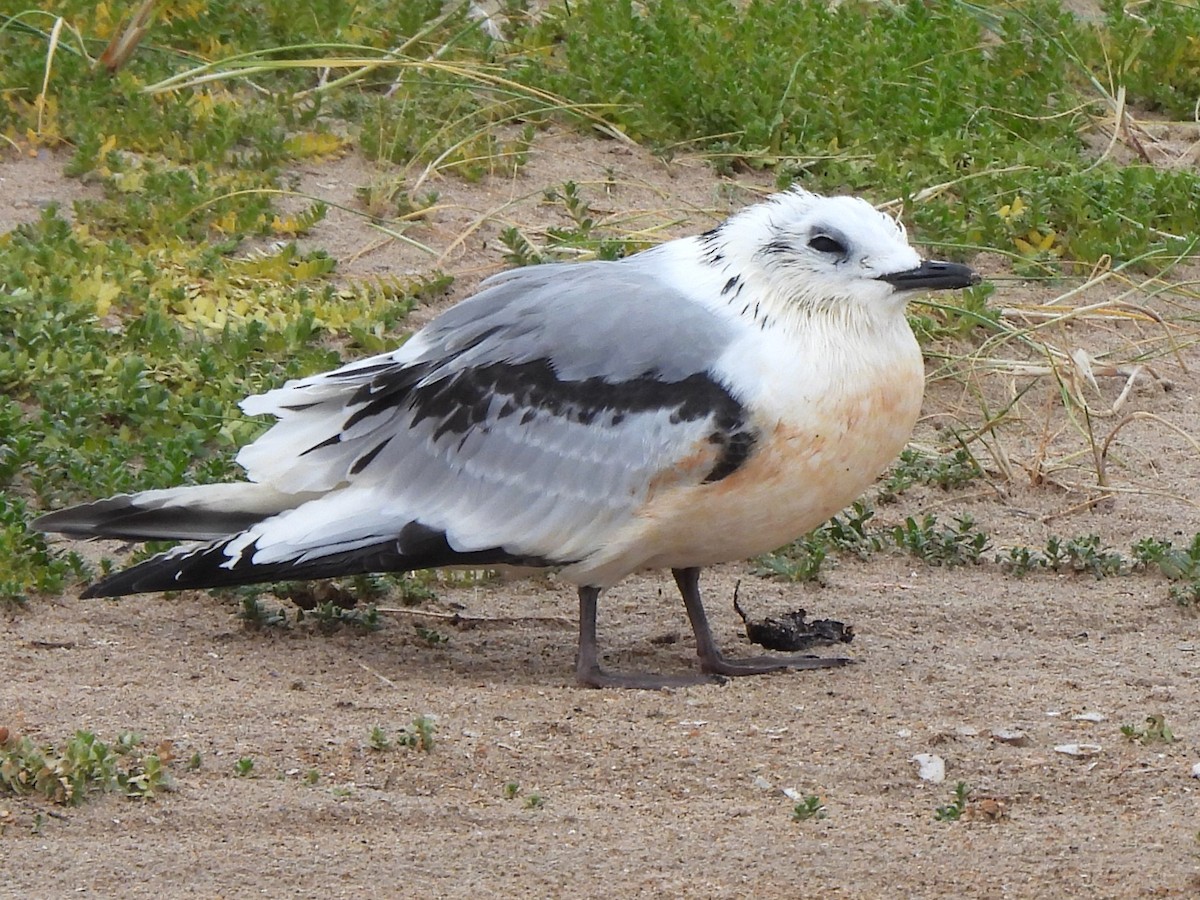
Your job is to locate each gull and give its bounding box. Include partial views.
[35,188,979,689]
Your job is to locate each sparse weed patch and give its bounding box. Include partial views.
[0,728,174,804]
[367,717,438,754]
[909,284,1000,346]
[415,625,450,647]
[1120,714,1177,745]
[934,781,971,823]
[756,501,1196,609]
[1046,535,1127,579]
[524,792,545,810]
[997,545,1048,579]
[301,601,380,632]
[791,795,827,822]
[753,536,828,584]
[238,594,290,629]
[400,716,437,752]
[499,181,649,264]
[879,448,984,501]
[368,726,391,752]
[226,573,433,631]
[891,515,990,568]
[1133,535,1200,609]
[820,501,884,559]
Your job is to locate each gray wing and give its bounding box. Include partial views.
[227,260,756,573]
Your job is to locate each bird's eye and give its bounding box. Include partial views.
[808,234,846,255]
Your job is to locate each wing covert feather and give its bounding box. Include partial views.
[228,260,755,571]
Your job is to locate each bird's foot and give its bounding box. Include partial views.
[576,662,725,690]
[698,653,853,677]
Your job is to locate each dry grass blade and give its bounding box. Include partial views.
[142,50,633,146]
[35,15,64,138]
[923,240,1200,501]
[97,0,157,74]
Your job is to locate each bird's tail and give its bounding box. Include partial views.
[33,483,318,542]
[37,486,543,598]
[73,529,536,599]
[73,534,416,598]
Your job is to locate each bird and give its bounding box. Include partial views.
[34,187,980,689]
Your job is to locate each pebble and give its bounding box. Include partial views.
[912,753,946,783]
[992,728,1028,746]
[1054,743,1102,758]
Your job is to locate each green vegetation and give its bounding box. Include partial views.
[755,488,1200,606]
[368,725,391,752]
[524,792,545,810]
[934,781,971,822]
[401,715,437,752]
[878,448,984,502]
[414,624,450,647]
[520,0,1200,265]
[791,794,827,822]
[891,514,991,567]
[501,780,549,810]
[0,728,173,804]
[367,717,438,753]
[1,0,1198,607]
[1133,536,1200,609]
[1120,714,1177,745]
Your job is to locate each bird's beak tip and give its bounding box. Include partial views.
[878,260,980,292]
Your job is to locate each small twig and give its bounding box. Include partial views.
[357,661,398,688]
[1100,411,1200,477]
[917,486,1007,512]
[1040,493,1114,523]
[26,640,76,650]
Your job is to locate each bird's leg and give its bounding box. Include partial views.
[673,567,852,676]
[575,585,721,689]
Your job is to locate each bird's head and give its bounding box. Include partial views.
[704,188,979,323]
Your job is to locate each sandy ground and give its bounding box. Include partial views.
[3,130,1200,899]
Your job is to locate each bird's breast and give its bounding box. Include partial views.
[569,320,926,583]
[652,376,922,565]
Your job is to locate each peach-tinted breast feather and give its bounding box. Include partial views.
[566,346,924,587]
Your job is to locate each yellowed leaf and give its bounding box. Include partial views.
[283,132,350,160]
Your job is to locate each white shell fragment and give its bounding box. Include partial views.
[991,728,1028,746]
[781,787,805,802]
[1190,762,1200,779]
[912,753,946,783]
[1071,711,1106,723]
[1054,743,1102,758]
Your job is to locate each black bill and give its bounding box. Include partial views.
[877,259,980,291]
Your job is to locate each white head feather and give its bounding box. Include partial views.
[700,189,925,318]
